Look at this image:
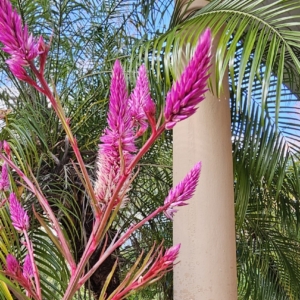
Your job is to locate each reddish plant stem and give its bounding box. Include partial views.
[126,125,165,174]
[62,124,166,299]
[29,62,100,216]
[94,125,166,250]
[61,216,101,300]
[78,204,167,286]
[23,230,42,300]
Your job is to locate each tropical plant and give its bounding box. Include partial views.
[139,0,300,298]
[0,0,213,299]
[0,0,176,299]
[2,0,300,299]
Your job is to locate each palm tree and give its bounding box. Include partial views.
[1,0,300,299]
[132,0,300,298]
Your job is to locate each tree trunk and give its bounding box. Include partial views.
[173,1,237,298]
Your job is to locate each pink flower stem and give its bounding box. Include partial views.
[28,62,100,216]
[62,124,166,299]
[23,229,42,300]
[127,124,165,174]
[78,204,168,286]
[0,153,76,273]
[95,124,166,243]
[62,217,101,300]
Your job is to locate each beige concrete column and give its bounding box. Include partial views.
[173,1,237,299]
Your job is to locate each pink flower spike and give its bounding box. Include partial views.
[107,60,129,131]
[164,29,211,130]
[129,65,156,136]
[143,244,181,279]
[0,0,43,80]
[23,254,33,279]
[9,192,29,231]
[6,254,21,274]
[0,162,9,191]
[0,1,39,61]
[164,162,201,219]
[95,60,136,206]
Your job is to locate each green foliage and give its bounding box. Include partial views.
[2,0,300,299]
[127,0,300,298]
[0,0,174,299]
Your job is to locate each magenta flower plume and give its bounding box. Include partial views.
[129,65,156,136]
[164,29,211,130]
[0,0,38,58]
[164,162,201,219]
[0,0,45,81]
[0,162,9,191]
[9,192,29,231]
[102,60,136,154]
[6,254,21,275]
[95,60,136,206]
[23,254,33,279]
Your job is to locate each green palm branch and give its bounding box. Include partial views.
[0,0,174,299]
[126,0,300,298]
[1,0,300,299]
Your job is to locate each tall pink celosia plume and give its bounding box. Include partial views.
[164,162,201,219]
[129,65,156,136]
[102,60,136,155]
[0,0,47,81]
[95,60,136,206]
[9,192,29,231]
[164,29,211,129]
[0,162,9,191]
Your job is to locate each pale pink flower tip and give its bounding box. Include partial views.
[9,192,29,231]
[139,244,180,280]
[164,162,201,219]
[164,28,211,130]
[0,163,9,191]
[164,244,181,264]
[6,254,20,274]
[23,254,33,279]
